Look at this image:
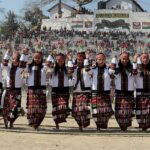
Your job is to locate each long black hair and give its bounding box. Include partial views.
[28,58,43,73]
[118,52,132,72]
[118,60,132,73]
[54,61,67,75]
[54,53,67,75]
[141,61,150,71]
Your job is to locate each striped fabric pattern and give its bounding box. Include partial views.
[52,93,70,124]
[115,93,135,130]
[91,93,114,129]
[72,93,91,128]
[3,88,21,127]
[27,88,47,129]
[136,94,150,129]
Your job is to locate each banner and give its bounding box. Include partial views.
[72,25,83,28]
[72,21,83,24]
[74,0,93,5]
[133,22,141,29]
[95,19,130,30]
[142,22,150,29]
[85,21,93,28]
[72,20,83,28]
[96,13,129,18]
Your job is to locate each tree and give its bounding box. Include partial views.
[24,7,42,26]
[23,6,48,27]
[0,11,19,36]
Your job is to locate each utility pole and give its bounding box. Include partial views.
[58,0,62,18]
[40,0,42,23]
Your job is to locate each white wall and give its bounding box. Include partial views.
[42,9,150,32]
[50,6,72,19]
[41,15,94,31]
[94,9,150,32]
[49,4,76,19]
[41,18,72,30]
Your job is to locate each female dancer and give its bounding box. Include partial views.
[26,51,47,130]
[72,52,92,131]
[114,52,135,131]
[2,50,25,128]
[91,53,114,131]
[50,53,71,130]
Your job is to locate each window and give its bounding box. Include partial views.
[116,5,121,9]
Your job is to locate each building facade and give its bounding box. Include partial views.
[42,0,150,32]
[48,2,77,19]
[98,0,145,12]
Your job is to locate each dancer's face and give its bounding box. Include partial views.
[34,53,42,65]
[12,53,19,66]
[120,53,129,66]
[96,54,106,67]
[141,53,149,65]
[77,57,84,67]
[56,56,65,67]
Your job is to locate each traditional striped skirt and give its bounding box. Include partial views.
[91,92,114,129]
[72,92,91,128]
[136,93,150,129]
[27,86,47,129]
[2,88,21,128]
[52,92,71,124]
[115,92,135,130]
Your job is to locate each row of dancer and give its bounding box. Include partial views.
[0,48,150,132]
[50,51,150,131]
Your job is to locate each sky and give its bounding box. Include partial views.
[0,0,150,21]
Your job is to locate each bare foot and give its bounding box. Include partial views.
[97,127,100,132]
[55,124,59,131]
[79,126,83,132]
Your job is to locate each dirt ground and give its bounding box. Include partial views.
[0,113,150,150]
[0,93,150,150]
[0,132,150,150]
